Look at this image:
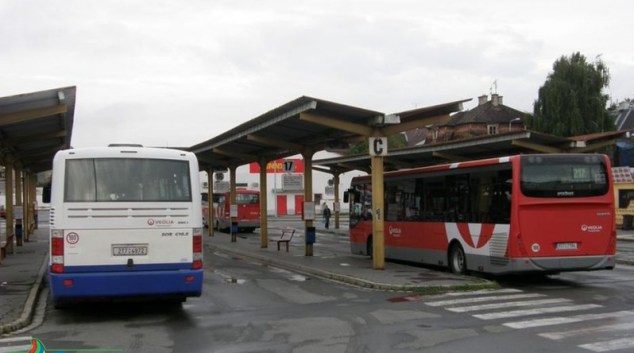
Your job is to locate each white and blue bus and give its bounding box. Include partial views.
[45,145,204,308]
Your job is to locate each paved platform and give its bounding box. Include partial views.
[2,223,633,336]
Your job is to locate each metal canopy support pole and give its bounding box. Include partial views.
[334,172,341,230]
[4,159,14,255]
[303,150,314,256]
[259,159,268,248]
[371,155,385,270]
[229,164,237,243]
[207,167,214,237]
[15,167,23,246]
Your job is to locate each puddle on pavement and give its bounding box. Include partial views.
[224,277,246,284]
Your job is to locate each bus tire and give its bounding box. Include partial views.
[449,243,468,275]
[366,236,373,259]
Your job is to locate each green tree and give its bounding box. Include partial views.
[528,52,614,136]
[346,134,407,155]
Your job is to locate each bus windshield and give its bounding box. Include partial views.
[64,158,192,202]
[520,155,609,198]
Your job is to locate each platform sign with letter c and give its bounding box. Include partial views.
[369,137,388,156]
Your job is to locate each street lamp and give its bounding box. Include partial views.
[509,118,521,131]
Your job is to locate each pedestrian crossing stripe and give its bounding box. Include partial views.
[425,293,545,307]
[503,310,634,329]
[448,298,572,313]
[538,322,634,340]
[579,338,634,352]
[473,304,602,320]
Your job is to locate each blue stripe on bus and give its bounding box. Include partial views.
[49,269,203,299]
[63,263,193,273]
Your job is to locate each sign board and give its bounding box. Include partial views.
[215,173,224,181]
[230,204,238,218]
[282,159,296,174]
[369,137,388,156]
[13,205,23,220]
[325,186,334,195]
[303,201,315,220]
[214,181,230,193]
[249,159,305,174]
[282,174,303,191]
[333,202,340,212]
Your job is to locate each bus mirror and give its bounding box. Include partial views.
[343,191,349,203]
[43,185,51,203]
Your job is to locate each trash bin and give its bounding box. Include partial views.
[623,215,633,231]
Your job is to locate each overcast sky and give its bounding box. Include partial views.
[1,0,633,149]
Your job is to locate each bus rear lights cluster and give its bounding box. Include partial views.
[51,230,65,273]
[63,279,74,287]
[192,228,203,270]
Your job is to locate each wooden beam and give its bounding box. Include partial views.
[380,114,452,136]
[1,130,68,147]
[432,151,470,162]
[212,148,254,161]
[0,104,67,126]
[247,134,303,152]
[511,139,562,153]
[569,139,616,153]
[339,162,370,174]
[300,112,374,137]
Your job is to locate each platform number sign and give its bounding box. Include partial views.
[369,137,388,156]
[282,159,296,174]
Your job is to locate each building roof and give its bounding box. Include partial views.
[0,86,76,173]
[446,95,528,126]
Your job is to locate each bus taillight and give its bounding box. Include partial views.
[51,230,64,273]
[192,228,203,270]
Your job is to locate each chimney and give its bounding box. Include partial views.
[498,96,503,105]
[478,95,488,106]
[492,94,499,106]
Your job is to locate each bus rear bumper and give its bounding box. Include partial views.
[512,255,616,273]
[49,269,203,300]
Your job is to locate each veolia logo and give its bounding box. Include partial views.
[388,226,402,237]
[581,224,603,232]
[147,219,155,225]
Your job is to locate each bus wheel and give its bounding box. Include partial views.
[366,236,373,259]
[449,244,467,275]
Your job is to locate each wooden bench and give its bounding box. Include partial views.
[276,228,296,252]
[1,233,15,259]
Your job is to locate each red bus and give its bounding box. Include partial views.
[346,154,616,275]
[203,189,260,233]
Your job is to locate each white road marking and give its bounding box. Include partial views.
[579,338,634,352]
[504,310,634,329]
[425,293,545,307]
[539,322,634,340]
[474,304,602,320]
[448,298,572,313]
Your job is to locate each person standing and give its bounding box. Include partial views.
[323,204,331,229]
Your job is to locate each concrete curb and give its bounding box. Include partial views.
[1,254,48,334]
[206,243,496,293]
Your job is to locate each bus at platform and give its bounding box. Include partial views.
[346,154,616,276]
[202,189,261,233]
[45,145,204,308]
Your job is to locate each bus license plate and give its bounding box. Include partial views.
[112,244,148,256]
[556,242,578,250]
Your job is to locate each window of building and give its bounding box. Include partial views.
[487,124,499,135]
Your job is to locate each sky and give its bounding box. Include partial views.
[1,0,633,149]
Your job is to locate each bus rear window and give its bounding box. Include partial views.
[236,193,259,205]
[520,155,609,198]
[65,158,192,202]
